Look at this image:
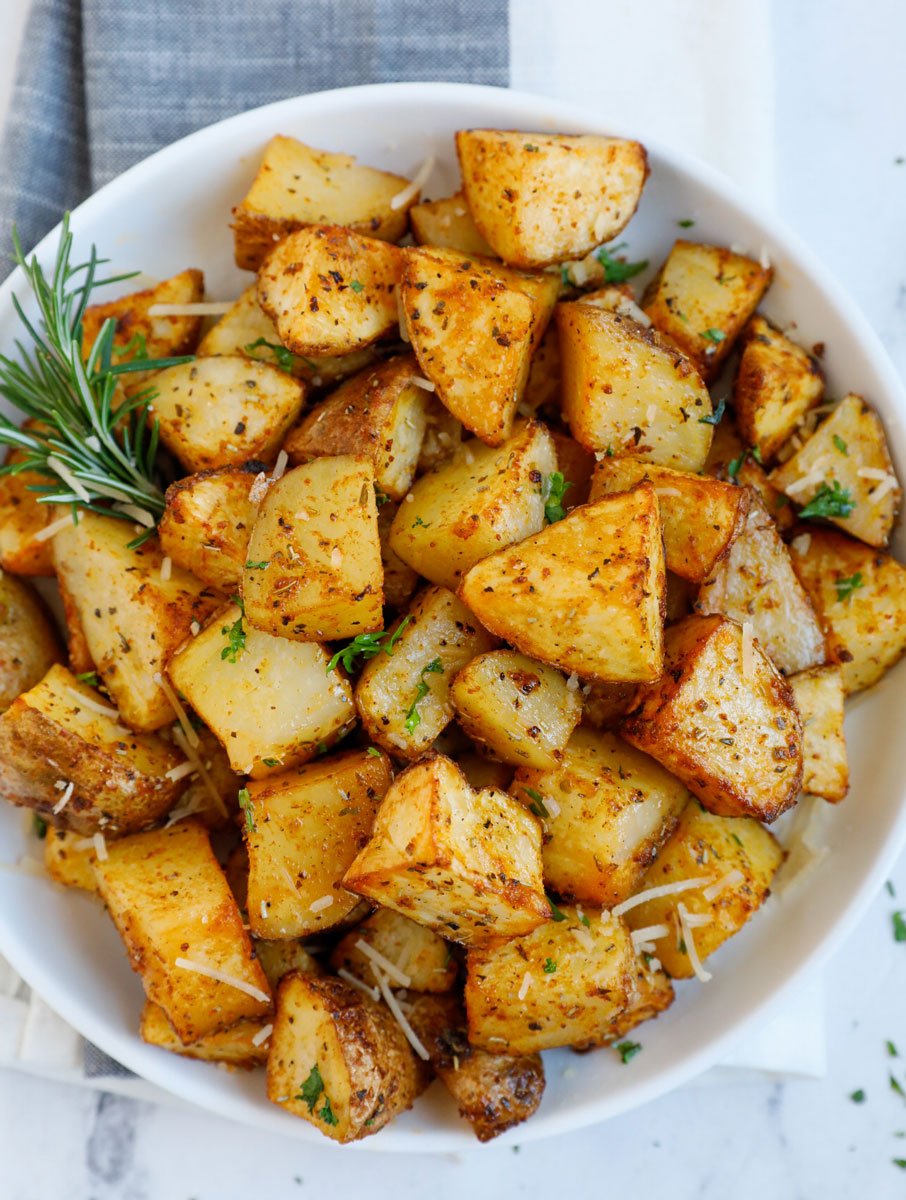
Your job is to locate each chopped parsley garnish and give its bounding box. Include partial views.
[412,515,431,528]
[220,598,247,662]
[699,397,725,426]
[677,219,695,228]
[893,911,906,942]
[542,471,571,523]
[237,787,255,833]
[546,894,567,922]
[798,481,856,520]
[244,337,295,373]
[560,265,571,288]
[349,280,364,294]
[245,560,270,570]
[262,757,280,768]
[319,1097,339,1126]
[891,1073,906,1100]
[731,832,744,847]
[833,434,849,455]
[404,658,444,732]
[701,328,726,345]
[726,450,755,483]
[614,1040,642,1064]
[523,787,550,820]
[894,1159,906,1170]
[76,671,100,687]
[596,242,649,284]
[835,572,864,603]
[326,616,412,674]
[850,1088,866,1103]
[297,1064,325,1112]
[32,814,47,840]
[366,746,383,758]
[889,1040,900,1058]
[543,958,557,973]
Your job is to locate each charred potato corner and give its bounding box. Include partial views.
[0,122,903,1146]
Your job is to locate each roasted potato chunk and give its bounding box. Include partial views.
[257,225,402,357]
[343,753,548,945]
[450,650,583,768]
[389,420,556,591]
[52,514,222,731]
[408,993,545,1141]
[355,585,496,759]
[622,614,803,822]
[0,664,186,835]
[695,493,826,673]
[733,316,824,460]
[167,604,355,777]
[159,465,260,591]
[140,1002,269,1068]
[590,458,749,582]
[622,801,783,979]
[148,355,306,474]
[0,571,62,710]
[557,303,714,470]
[591,956,675,1049]
[44,827,99,893]
[642,240,773,381]
[513,727,689,906]
[769,394,901,548]
[0,438,56,575]
[284,355,429,500]
[409,191,495,256]
[789,664,848,802]
[232,135,415,270]
[267,972,429,1142]
[81,269,204,366]
[456,129,648,268]
[93,820,272,1042]
[330,907,457,993]
[788,527,906,693]
[460,483,665,683]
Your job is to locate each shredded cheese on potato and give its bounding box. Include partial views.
[32,512,78,543]
[174,957,270,1004]
[309,895,334,913]
[354,939,411,988]
[676,902,712,982]
[251,1023,273,1047]
[702,869,745,902]
[337,967,380,1002]
[66,687,120,720]
[612,876,714,917]
[389,155,435,211]
[52,781,75,814]
[373,967,430,1060]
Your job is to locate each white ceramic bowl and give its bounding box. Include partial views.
[1,82,905,1153]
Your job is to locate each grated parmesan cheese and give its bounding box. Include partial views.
[148,301,235,317]
[409,376,436,392]
[330,547,343,568]
[164,761,196,783]
[784,470,824,497]
[52,781,75,814]
[174,957,270,1004]
[373,967,430,1059]
[309,895,334,914]
[655,487,681,498]
[741,621,755,679]
[612,875,714,917]
[570,925,595,953]
[702,869,745,902]
[857,466,890,481]
[66,686,120,719]
[677,903,712,982]
[190,621,201,637]
[171,726,229,820]
[337,967,380,1002]
[870,474,898,504]
[545,795,561,819]
[593,212,611,243]
[630,924,670,948]
[45,455,91,504]
[389,155,435,211]
[759,245,772,270]
[355,938,411,987]
[93,832,108,862]
[517,971,532,1001]
[160,555,172,582]
[269,450,288,483]
[566,672,580,692]
[251,1023,273,1047]
[248,471,270,505]
[645,404,657,424]
[397,289,411,342]
[790,533,811,557]
[32,513,78,543]
[113,502,156,528]
[155,674,199,749]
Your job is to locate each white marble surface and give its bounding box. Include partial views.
[2,0,906,1196]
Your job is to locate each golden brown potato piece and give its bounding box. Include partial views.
[409,191,495,256]
[81,268,204,368]
[241,456,383,642]
[549,429,595,508]
[0,664,186,834]
[789,664,848,802]
[513,727,689,907]
[460,484,665,683]
[52,514,222,731]
[456,129,648,268]
[159,465,260,591]
[695,493,826,674]
[622,801,783,979]
[621,614,803,822]
[378,500,419,611]
[330,907,457,993]
[389,420,556,591]
[244,749,391,940]
[450,650,583,769]
[408,993,544,1142]
[257,225,402,357]
[0,436,57,575]
[733,316,824,461]
[167,604,355,777]
[788,527,906,694]
[148,355,306,474]
[284,355,429,500]
[0,571,62,710]
[344,753,548,945]
[232,135,415,270]
[140,1002,270,1068]
[590,458,749,582]
[769,394,900,548]
[557,303,714,470]
[642,240,773,381]
[44,828,99,892]
[464,906,638,1053]
[590,956,675,1050]
[93,820,272,1042]
[267,972,429,1143]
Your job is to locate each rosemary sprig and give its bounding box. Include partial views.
[0,215,191,541]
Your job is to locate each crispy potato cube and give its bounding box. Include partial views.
[93,820,272,1041]
[733,316,824,460]
[788,527,906,693]
[408,993,544,1142]
[241,456,383,641]
[0,571,62,710]
[232,135,414,270]
[330,907,457,992]
[378,501,419,611]
[168,604,354,776]
[769,394,901,548]
[622,614,803,821]
[81,268,203,360]
[254,939,324,988]
[557,303,714,470]
[258,225,402,357]
[267,972,428,1142]
[409,191,495,256]
[44,828,99,892]
[284,355,428,500]
[450,650,583,768]
[355,586,495,758]
[591,956,675,1049]
[642,240,773,381]
[343,754,548,945]
[388,420,556,591]
[0,440,56,575]
[460,483,665,683]
[149,355,306,474]
[0,664,186,834]
[695,493,826,673]
[159,465,260,591]
[513,727,689,906]
[789,665,848,802]
[623,801,783,979]
[456,129,648,268]
[590,458,749,582]
[244,749,391,939]
[52,514,221,731]
[549,429,595,508]
[140,1002,269,1068]
[400,247,557,445]
[464,906,637,1053]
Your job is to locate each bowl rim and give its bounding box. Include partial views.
[1,79,905,1152]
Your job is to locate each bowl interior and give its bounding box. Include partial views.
[0,82,904,1152]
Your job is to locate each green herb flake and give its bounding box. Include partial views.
[349,280,365,294]
[245,560,270,570]
[412,515,431,528]
[244,337,295,373]
[893,911,906,942]
[220,604,247,662]
[237,787,255,833]
[596,243,649,284]
[525,787,550,821]
[366,747,382,759]
[835,572,864,604]
[542,472,572,524]
[579,911,591,928]
[889,1040,900,1058]
[76,671,100,687]
[262,757,280,768]
[296,1064,325,1112]
[699,397,725,426]
[32,814,47,840]
[798,480,856,520]
[326,615,413,674]
[888,881,897,897]
[543,957,557,974]
[833,434,849,456]
[727,452,747,483]
[614,1040,642,1064]
[730,832,743,847]
[701,328,726,345]
[546,894,567,922]
[891,1073,906,1100]
[849,1088,866,1103]
[894,1159,906,1170]
[677,219,695,228]
[404,657,444,732]
[319,1097,339,1126]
